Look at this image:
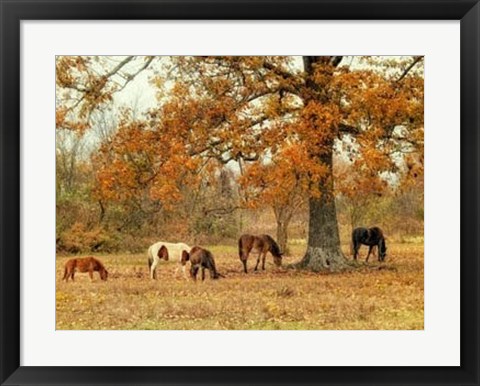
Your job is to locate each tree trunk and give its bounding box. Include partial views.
[293,55,349,272]
[276,218,290,255]
[296,148,349,272]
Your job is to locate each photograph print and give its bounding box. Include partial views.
[56,56,424,330]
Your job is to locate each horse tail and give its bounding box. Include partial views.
[350,228,358,256]
[350,233,354,255]
[238,237,243,259]
[147,247,153,270]
[265,235,282,257]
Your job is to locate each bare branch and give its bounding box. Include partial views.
[104,56,135,78]
[330,56,343,67]
[116,56,155,92]
[338,123,360,135]
[396,56,423,83]
[262,61,304,96]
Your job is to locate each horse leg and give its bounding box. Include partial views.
[261,253,266,270]
[70,271,75,281]
[150,259,158,280]
[193,266,199,281]
[242,258,248,274]
[366,246,374,262]
[89,269,94,281]
[254,252,261,271]
[191,266,199,281]
[353,243,358,260]
[201,268,206,281]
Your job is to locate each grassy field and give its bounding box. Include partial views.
[56,243,423,330]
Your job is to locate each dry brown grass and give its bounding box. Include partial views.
[56,243,423,330]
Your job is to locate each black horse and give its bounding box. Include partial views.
[351,227,387,262]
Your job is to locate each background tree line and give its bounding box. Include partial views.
[56,113,423,254]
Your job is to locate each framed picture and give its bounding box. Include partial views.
[1,0,479,385]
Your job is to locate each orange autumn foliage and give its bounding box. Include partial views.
[93,113,201,211]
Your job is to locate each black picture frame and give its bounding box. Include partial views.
[1,1,479,385]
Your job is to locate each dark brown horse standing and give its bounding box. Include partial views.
[62,256,109,282]
[181,246,223,281]
[238,234,283,273]
[351,227,387,262]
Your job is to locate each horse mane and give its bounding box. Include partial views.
[190,246,202,255]
[84,257,100,266]
[372,227,387,252]
[370,227,384,239]
[92,257,107,271]
[263,235,282,257]
[370,227,387,254]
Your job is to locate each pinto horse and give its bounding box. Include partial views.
[238,234,283,273]
[351,227,387,262]
[62,256,108,282]
[181,246,223,281]
[147,241,191,279]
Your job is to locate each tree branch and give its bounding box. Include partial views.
[330,56,344,67]
[396,56,423,83]
[262,61,304,96]
[338,123,360,135]
[116,56,155,92]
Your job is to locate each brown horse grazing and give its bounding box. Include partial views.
[238,234,283,273]
[181,246,223,281]
[351,226,387,262]
[62,257,108,282]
